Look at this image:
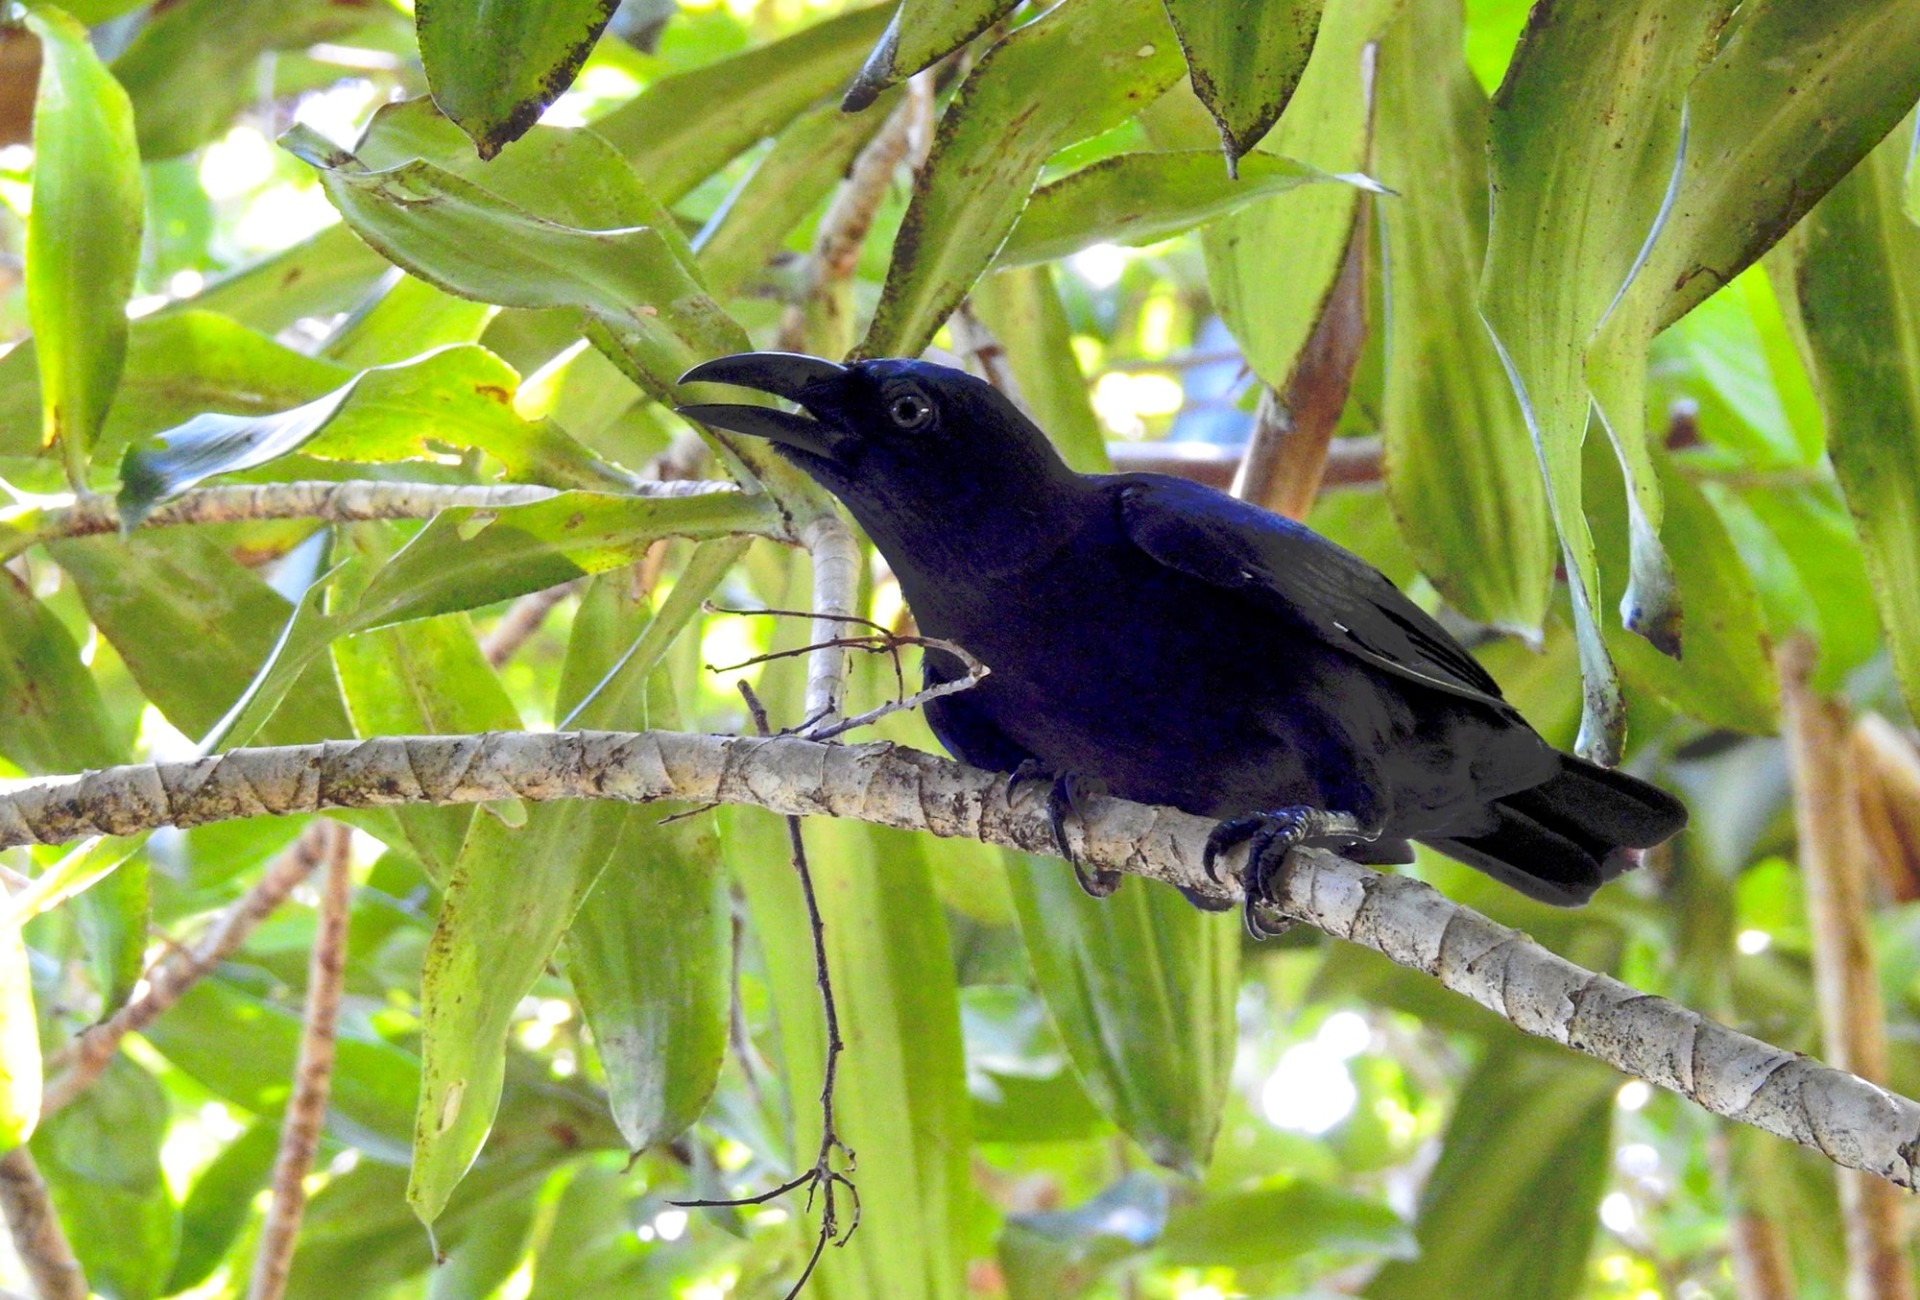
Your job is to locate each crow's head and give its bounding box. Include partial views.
[677,353,1074,555]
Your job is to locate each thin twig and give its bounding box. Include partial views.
[482,579,583,669]
[0,480,745,559]
[701,601,989,738]
[674,684,857,1300]
[0,1147,85,1300]
[38,821,333,1116]
[248,821,353,1300]
[1777,638,1915,1300]
[6,732,1920,1189]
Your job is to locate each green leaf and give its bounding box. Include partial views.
[996,149,1359,269]
[417,0,620,157]
[410,800,630,1221]
[49,528,355,744]
[594,4,896,204]
[843,0,1017,111]
[560,573,729,1152]
[75,853,149,1014]
[1783,113,1920,726]
[191,225,392,336]
[1160,1177,1414,1269]
[1366,1044,1615,1300]
[969,265,1108,473]
[31,1056,178,1300]
[286,1147,559,1300]
[1478,0,1728,761]
[861,0,1187,358]
[0,921,40,1149]
[116,344,631,527]
[208,489,774,750]
[165,1122,279,1294]
[333,523,523,883]
[694,99,893,299]
[0,569,119,774]
[322,273,498,369]
[1005,853,1236,1175]
[1582,0,1920,674]
[23,4,144,485]
[425,1187,538,1300]
[142,979,420,1154]
[1149,0,1398,393]
[1589,445,1778,731]
[0,310,353,465]
[1373,0,1551,636]
[1162,0,1324,165]
[112,0,385,158]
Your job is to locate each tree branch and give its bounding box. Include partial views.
[0,1147,85,1300]
[1778,639,1916,1297]
[248,821,352,1300]
[2,731,1919,1189]
[38,821,334,1117]
[0,480,746,557]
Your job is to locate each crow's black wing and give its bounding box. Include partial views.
[1111,473,1510,709]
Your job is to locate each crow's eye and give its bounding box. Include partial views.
[887,392,933,430]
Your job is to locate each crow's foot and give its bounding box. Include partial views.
[1006,762,1120,898]
[1203,807,1372,940]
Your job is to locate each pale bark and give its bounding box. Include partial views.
[0,479,745,557]
[1778,640,1915,1299]
[0,1149,83,1300]
[4,730,1920,1189]
[247,823,352,1300]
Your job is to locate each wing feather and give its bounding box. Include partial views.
[1110,473,1507,707]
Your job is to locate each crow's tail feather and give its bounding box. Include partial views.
[1425,756,1688,907]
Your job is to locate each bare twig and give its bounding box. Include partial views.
[38,821,333,1117]
[0,480,746,558]
[674,684,857,1300]
[1230,202,1371,520]
[702,601,988,738]
[0,1147,85,1300]
[1777,638,1915,1299]
[482,579,583,669]
[6,732,1920,1188]
[248,821,353,1300]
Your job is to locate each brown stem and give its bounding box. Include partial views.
[1777,637,1915,1300]
[0,1147,85,1300]
[1230,199,1372,520]
[247,822,353,1300]
[39,821,333,1117]
[1852,714,1920,904]
[481,579,582,669]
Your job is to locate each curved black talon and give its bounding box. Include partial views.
[1048,774,1121,897]
[1005,757,1051,804]
[1205,807,1371,940]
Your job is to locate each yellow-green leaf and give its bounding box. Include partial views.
[1373,0,1551,636]
[0,921,39,1148]
[23,4,144,487]
[417,0,619,158]
[1162,0,1323,166]
[861,0,1187,358]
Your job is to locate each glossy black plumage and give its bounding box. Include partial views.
[680,353,1687,925]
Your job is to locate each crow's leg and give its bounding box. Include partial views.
[1203,808,1374,939]
[1005,762,1121,898]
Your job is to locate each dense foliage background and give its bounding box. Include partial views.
[1,0,1919,1297]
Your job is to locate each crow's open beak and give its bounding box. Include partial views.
[677,352,849,460]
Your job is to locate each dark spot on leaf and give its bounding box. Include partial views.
[474,384,512,406]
